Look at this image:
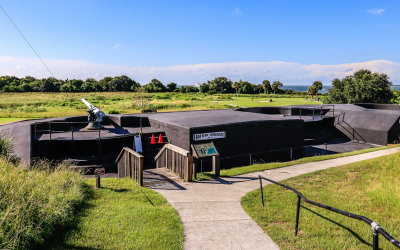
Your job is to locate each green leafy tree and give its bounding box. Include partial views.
[82,78,100,92]
[271,81,283,94]
[166,82,177,92]
[199,83,210,93]
[98,76,113,91]
[325,69,393,104]
[208,77,234,94]
[30,77,60,92]
[143,79,166,92]
[262,80,272,94]
[234,80,254,94]
[307,85,318,98]
[253,84,263,94]
[107,75,137,91]
[179,85,199,93]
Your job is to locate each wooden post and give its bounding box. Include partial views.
[96,176,101,188]
[192,160,197,179]
[172,151,175,173]
[128,152,132,178]
[212,155,220,177]
[139,157,143,186]
[185,155,193,182]
[165,149,168,169]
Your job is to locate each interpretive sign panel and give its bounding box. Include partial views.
[94,168,105,177]
[193,131,226,141]
[192,142,219,158]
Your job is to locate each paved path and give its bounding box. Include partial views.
[146,147,400,250]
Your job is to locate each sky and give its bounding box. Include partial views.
[0,0,399,85]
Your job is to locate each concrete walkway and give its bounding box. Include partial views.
[146,147,399,250]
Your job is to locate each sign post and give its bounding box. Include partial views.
[191,142,220,177]
[94,168,105,188]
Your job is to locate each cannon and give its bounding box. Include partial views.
[82,98,106,130]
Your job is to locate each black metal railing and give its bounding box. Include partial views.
[33,121,114,140]
[258,175,400,249]
[298,105,335,120]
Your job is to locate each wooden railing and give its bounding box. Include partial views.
[154,144,193,181]
[116,147,144,186]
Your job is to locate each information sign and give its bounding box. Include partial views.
[94,168,105,177]
[192,142,219,158]
[193,131,226,141]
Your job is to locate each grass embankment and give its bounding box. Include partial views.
[0,117,32,125]
[242,152,400,249]
[45,178,183,250]
[0,92,319,121]
[0,132,183,249]
[0,159,86,249]
[195,145,398,181]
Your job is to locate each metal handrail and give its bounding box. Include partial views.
[258,175,400,249]
[297,105,334,120]
[34,121,102,140]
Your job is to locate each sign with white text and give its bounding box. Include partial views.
[193,131,226,141]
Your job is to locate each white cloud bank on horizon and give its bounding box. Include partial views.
[1,56,400,85]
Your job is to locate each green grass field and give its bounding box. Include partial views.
[43,178,183,250]
[241,152,400,249]
[195,145,398,181]
[0,92,320,123]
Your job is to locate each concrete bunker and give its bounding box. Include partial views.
[1,104,399,180]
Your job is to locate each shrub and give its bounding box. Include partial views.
[0,159,86,249]
[108,109,120,114]
[0,133,13,158]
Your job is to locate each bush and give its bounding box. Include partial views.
[108,109,120,114]
[0,159,86,249]
[0,133,13,158]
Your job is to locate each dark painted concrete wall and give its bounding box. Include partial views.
[0,122,32,164]
[189,119,304,157]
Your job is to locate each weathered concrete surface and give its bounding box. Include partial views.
[146,147,400,250]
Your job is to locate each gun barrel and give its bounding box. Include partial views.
[81,98,93,109]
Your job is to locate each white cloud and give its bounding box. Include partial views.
[112,43,121,50]
[0,56,399,85]
[366,8,385,16]
[232,8,243,16]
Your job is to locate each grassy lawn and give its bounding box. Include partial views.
[43,178,183,250]
[195,145,399,180]
[0,117,30,125]
[0,92,313,120]
[241,152,400,249]
[217,96,321,108]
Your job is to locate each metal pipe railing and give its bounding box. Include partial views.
[34,121,101,140]
[258,175,400,249]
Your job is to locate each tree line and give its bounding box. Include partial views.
[0,75,305,94]
[0,69,394,104]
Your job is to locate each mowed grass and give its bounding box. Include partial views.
[217,95,321,108]
[241,152,400,249]
[44,178,183,250]
[0,117,31,125]
[195,145,399,181]
[0,92,312,120]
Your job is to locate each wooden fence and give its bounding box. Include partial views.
[116,147,144,186]
[154,144,193,181]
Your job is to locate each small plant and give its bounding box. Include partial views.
[108,109,120,114]
[0,132,13,158]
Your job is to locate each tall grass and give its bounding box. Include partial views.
[0,159,87,249]
[0,133,13,158]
